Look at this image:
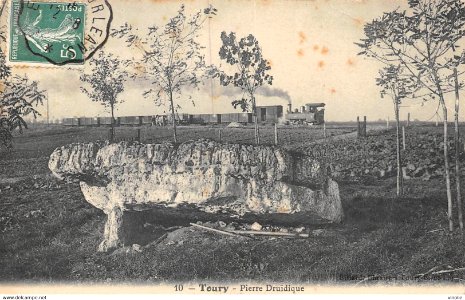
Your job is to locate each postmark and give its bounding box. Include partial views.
[9,0,112,65]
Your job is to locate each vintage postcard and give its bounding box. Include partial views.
[1,0,465,298]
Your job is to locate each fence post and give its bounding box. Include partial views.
[323,122,326,139]
[137,129,141,142]
[407,113,410,127]
[363,116,367,137]
[218,128,222,143]
[357,116,360,138]
[402,126,406,150]
[274,123,278,145]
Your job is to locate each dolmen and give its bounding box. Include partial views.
[48,139,343,252]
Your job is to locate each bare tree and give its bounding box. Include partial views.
[453,67,464,230]
[111,5,217,143]
[357,0,465,231]
[80,51,129,142]
[377,65,417,196]
[214,32,273,145]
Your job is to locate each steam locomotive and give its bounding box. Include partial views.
[286,103,325,125]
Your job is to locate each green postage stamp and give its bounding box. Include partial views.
[10,1,86,64]
[8,0,112,66]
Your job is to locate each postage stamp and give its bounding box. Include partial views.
[8,0,112,65]
[10,1,86,64]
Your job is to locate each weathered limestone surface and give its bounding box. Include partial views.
[49,140,343,251]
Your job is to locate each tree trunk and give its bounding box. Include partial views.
[454,68,464,230]
[441,101,454,232]
[169,90,177,143]
[394,99,403,197]
[252,96,259,145]
[254,116,260,145]
[110,104,115,143]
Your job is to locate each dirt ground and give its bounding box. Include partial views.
[0,124,464,284]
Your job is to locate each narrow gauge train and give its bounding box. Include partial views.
[61,103,325,127]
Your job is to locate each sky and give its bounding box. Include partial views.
[1,0,460,122]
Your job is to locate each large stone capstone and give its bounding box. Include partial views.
[48,139,343,251]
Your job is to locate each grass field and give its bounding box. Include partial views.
[1,124,465,284]
[22,124,355,146]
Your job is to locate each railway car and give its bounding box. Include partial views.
[221,113,253,124]
[189,114,204,124]
[140,116,153,125]
[220,114,231,124]
[78,117,89,126]
[200,114,221,124]
[62,118,79,126]
[99,117,114,126]
[178,113,191,124]
[190,114,221,124]
[166,113,190,125]
[206,114,221,124]
[286,103,325,125]
[78,117,99,126]
[91,118,100,126]
[256,105,283,124]
[118,116,141,126]
[237,113,253,123]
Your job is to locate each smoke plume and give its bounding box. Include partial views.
[255,86,291,102]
